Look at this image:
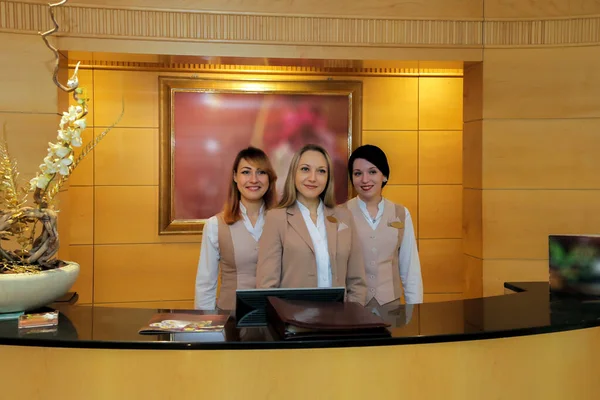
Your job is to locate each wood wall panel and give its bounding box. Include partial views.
[419,131,463,184]
[93,243,199,302]
[462,189,483,258]
[383,185,418,227]
[362,131,418,185]
[69,147,94,187]
[483,260,549,297]
[69,245,94,304]
[418,185,463,239]
[463,62,482,123]
[94,186,202,244]
[423,293,465,303]
[362,77,419,131]
[56,189,71,262]
[93,69,158,128]
[463,121,482,189]
[419,239,464,293]
[0,33,59,114]
[482,189,600,259]
[484,0,600,18]
[94,128,159,186]
[0,113,59,178]
[482,119,600,189]
[483,47,600,119]
[462,188,482,259]
[464,255,482,298]
[69,186,94,245]
[418,77,464,131]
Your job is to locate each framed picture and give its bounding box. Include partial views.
[159,77,362,234]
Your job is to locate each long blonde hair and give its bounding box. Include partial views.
[222,147,277,224]
[278,144,336,208]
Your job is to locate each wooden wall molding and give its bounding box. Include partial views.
[1,1,482,47]
[69,59,464,76]
[485,16,600,47]
[1,1,599,48]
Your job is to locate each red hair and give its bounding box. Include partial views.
[222,147,277,225]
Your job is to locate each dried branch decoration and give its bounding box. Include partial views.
[40,1,80,97]
[0,0,123,272]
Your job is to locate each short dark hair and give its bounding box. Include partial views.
[348,145,390,188]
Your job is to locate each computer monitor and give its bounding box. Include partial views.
[235,287,346,327]
[549,234,600,297]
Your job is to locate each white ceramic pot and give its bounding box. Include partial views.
[0,262,80,313]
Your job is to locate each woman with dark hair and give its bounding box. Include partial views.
[256,144,366,304]
[345,144,423,306]
[194,147,277,310]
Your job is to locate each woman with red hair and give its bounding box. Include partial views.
[195,147,277,310]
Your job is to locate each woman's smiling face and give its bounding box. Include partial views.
[295,150,328,203]
[234,158,269,202]
[352,158,385,201]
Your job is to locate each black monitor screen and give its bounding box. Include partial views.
[235,287,346,327]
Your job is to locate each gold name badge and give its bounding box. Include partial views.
[388,221,404,229]
[326,216,338,223]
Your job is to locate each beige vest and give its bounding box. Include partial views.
[216,214,259,310]
[346,198,405,305]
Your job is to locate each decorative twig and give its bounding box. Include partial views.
[38,0,86,111]
[39,0,70,93]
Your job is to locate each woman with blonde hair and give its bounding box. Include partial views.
[195,146,277,310]
[256,144,366,304]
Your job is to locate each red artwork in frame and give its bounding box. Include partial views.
[159,77,362,234]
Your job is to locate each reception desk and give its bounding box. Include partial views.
[1,283,599,399]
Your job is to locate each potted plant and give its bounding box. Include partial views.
[0,0,121,315]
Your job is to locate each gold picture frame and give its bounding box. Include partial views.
[159,76,362,235]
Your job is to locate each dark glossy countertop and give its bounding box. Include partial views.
[1,282,600,350]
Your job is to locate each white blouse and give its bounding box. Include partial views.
[296,199,332,288]
[194,203,265,309]
[356,197,423,304]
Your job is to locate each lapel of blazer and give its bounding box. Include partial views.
[324,206,338,282]
[286,203,315,253]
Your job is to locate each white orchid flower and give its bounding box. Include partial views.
[63,106,79,123]
[67,62,80,89]
[58,128,71,143]
[67,76,79,89]
[73,118,86,130]
[70,128,83,147]
[42,155,59,174]
[58,156,73,176]
[27,66,93,198]
[31,173,52,190]
[29,176,38,190]
[48,142,71,158]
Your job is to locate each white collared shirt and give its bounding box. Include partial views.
[194,202,265,310]
[296,199,332,288]
[239,202,265,242]
[356,197,424,304]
